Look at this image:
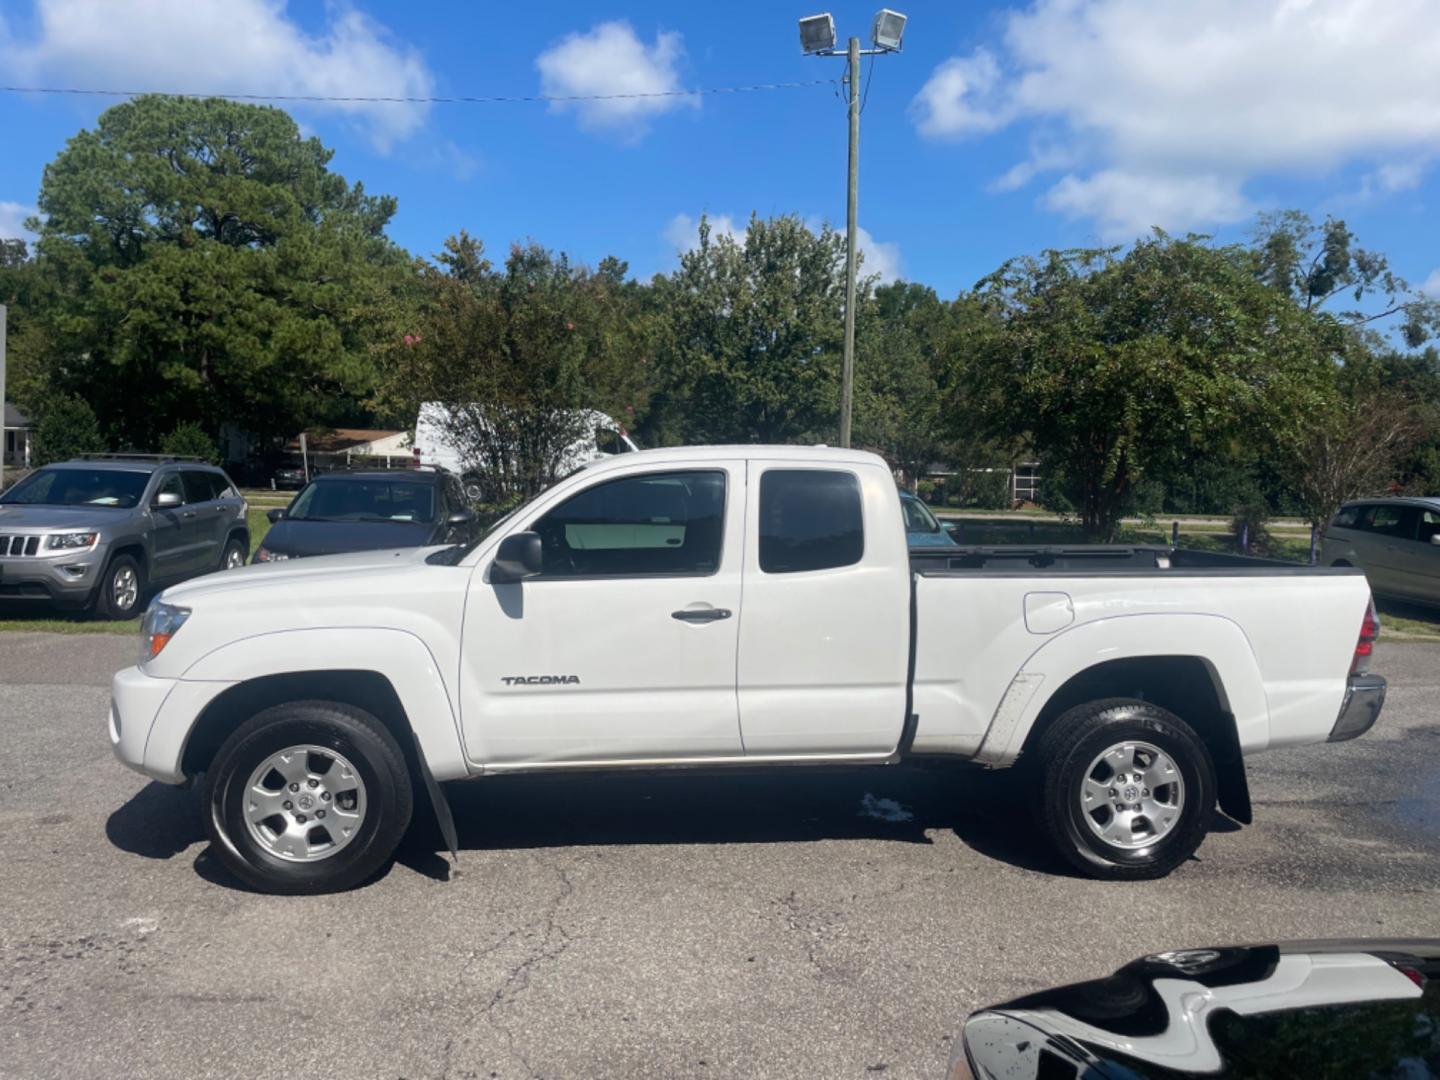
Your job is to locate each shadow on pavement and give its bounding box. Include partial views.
[105,780,204,859]
[109,763,1237,888]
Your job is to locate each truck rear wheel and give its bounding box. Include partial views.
[202,701,413,894]
[1033,698,1215,880]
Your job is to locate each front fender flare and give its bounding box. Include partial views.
[178,627,470,781]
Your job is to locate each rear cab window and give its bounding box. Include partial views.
[758,469,864,573]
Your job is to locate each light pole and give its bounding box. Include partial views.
[799,10,907,448]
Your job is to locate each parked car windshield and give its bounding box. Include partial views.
[288,478,436,524]
[901,493,942,533]
[0,467,149,509]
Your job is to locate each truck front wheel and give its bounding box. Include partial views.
[1034,699,1216,880]
[203,701,414,894]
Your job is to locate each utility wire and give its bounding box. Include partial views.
[0,79,835,105]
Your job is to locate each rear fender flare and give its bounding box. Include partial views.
[978,613,1269,766]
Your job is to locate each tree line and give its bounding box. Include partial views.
[2,95,1438,541]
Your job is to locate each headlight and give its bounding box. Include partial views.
[47,531,99,550]
[253,546,288,562]
[140,599,191,665]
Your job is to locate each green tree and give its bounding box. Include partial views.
[31,95,411,449]
[32,395,105,465]
[963,235,1337,540]
[381,236,655,499]
[1251,210,1440,346]
[653,214,848,444]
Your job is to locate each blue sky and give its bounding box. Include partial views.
[2,0,1437,300]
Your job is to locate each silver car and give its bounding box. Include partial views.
[0,455,249,619]
[1321,495,1440,607]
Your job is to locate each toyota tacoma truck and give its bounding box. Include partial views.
[108,446,1386,894]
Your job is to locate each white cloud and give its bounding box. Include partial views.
[663,213,741,251]
[536,21,691,141]
[0,0,434,151]
[1421,270,1440,298]
[854,226,902,284]
[910,50,1008,139]
[0,201,38,242]
[1043,170,1252,242]
[912,0,1440,238]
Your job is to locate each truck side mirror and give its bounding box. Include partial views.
[1430,533,1440,547]
[153,491,182,509]
[491,531,542,583]
[267,508,286,524]
[446,509,476,527]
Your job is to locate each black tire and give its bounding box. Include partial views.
[1034,698,1216,880]
[203,701,413,895]
[220,536,248,571]
[95,553,145,620]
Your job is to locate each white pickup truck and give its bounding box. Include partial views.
[109,446,1386,894]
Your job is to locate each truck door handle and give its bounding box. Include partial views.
[182,510,196,519]
[672,607,732,623]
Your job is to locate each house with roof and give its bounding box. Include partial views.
[3,403,33,470]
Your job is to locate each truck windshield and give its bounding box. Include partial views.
[288,479,436,524]
[0,467,150,508]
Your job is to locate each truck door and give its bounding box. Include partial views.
[736,462,911,755]
[460,462,745,765]
[147,472,192,582]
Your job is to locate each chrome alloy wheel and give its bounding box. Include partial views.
[112,565,139,612]
[242,745,367,862]
[1078,740,1184,850]
[224,547,246,570]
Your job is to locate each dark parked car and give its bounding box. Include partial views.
[271,466,307,490]
[254,467,479,562]
[0,455,248,618]
[950,939,1440,1078]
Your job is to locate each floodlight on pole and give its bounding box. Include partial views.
[798,13,837,55]
[797,10,907,448]
[871,9,907,51]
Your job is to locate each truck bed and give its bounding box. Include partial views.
[910,544,1349,575]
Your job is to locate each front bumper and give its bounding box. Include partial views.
[0,544,104,607]
[1329,673,1386,742]
[110,665,235,784]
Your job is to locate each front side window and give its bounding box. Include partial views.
[1330,506,1360,529]
[154,473,186,505]
[1418,509,1440,545]
[759,469,864,573]
[532,470,725,577]
[0,467,150,509]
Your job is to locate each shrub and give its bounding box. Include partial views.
[33,395,105,465]
[159,422,221,464]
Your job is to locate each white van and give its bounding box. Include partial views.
[412,402,638,500]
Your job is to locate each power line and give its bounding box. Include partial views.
[0,79,835,106]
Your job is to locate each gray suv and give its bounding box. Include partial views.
[0,455,249,619]
[1321,495,1440,607]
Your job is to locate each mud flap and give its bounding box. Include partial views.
[413,734,459,864]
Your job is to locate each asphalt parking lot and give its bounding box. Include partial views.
[2,635,1438,1080]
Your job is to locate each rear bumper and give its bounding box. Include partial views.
[1329,673,1386,743]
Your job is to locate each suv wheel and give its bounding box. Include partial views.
[96,554,145,620]
[203,701,413,894]
[221,537,248,570]
[1034,698,1216,880]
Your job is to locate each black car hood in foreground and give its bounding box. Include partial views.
[261,518,435,559]
[952,940,1440,1079]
